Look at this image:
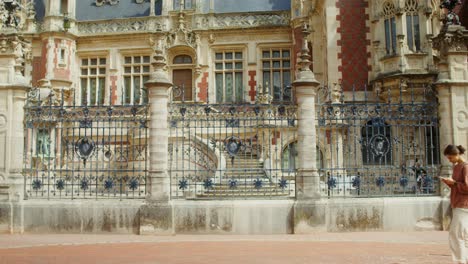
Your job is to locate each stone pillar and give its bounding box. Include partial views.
[144,44,173,201]
[433,24,468,230]
[140,41,173,235]
[292,24,321,199]
[433,25,468,181]
[0,33,30,233]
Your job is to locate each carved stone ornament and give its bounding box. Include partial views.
[95,0,120,7]
[440,0,462,26]
[0,0,34,31]
[433,27,467,57]
[166,13,198,48]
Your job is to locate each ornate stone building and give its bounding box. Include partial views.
[0,0,467,234]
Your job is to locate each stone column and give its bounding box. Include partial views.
[144,44,173,201]
[433,24,468,230]
[292,24,321,199]
[140,41,173,235]
[0,33,30,233]
[433,25,468,181]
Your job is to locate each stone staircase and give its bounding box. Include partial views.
[197,152,292,198]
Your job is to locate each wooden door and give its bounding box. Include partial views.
[172,69,193,101]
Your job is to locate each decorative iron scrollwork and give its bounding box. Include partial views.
[75,137,95,167]
[224,136,242,157]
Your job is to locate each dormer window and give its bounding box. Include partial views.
[405,0,421,52]
[382,1,397,55]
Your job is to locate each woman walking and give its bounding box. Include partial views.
[441,145,468,263]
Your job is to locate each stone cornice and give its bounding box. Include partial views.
[72,11,291,36]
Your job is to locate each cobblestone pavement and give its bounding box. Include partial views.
[0,232,452,264]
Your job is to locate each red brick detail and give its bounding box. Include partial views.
[336,0,371,91]
[110,76,118,105]
[53,39,71,80]
[31,56,45,87]
[248,71,257,101]
[197,72,209,102]
[457,0,468,28]
[271,131,281,145]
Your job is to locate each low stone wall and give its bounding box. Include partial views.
[294,197,444,233]
[0,201,143,234]
[0,197,446,234]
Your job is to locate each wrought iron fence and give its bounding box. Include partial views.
[317,84,440,197]
[23,88,149,199]
[168,88,297,199]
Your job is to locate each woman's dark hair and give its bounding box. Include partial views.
[443,145,466,156]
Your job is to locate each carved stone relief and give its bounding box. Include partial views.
[0,0,34,31]
[95,0,120,7]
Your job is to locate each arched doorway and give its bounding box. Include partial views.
[172,54,193,101]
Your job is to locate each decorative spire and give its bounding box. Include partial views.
[297,23,312,73]
[293,22,319,86]
[145,37,172,89]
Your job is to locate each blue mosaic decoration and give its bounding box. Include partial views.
[399,177,409,188]
[128,178,139,191]
[178,179,188,190]
[104,178,114,190]
[279,179,288,189]
[203,179,214,189]
[32,179,42,190]
[352,177,361,188]
[253,178,263,189]
[55,179,65,191]
[376,176,385,187]
[229,179,238,189]
[327,177,337,189]
[80,178,89,190]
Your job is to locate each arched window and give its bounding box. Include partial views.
[282,142,323,172]
[405,0,420,51]
[382,1,397,55]
[173,55,193,64]
[361,118,392,165]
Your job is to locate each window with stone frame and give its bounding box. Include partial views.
[123,55,150,105]
[261,48,291,102]
[214,51,244,103]
[80,57,106,106]
[405,0,421,52]
[173,0,194,10]
[382,1,397,55]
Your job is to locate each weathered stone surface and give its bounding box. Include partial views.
[172,200,294,234]
[0,203,11,233]
[293,200,327,233]
[20,201,141,234]
[139,203,173,235]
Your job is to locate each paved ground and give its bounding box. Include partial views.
[0,231,453,264]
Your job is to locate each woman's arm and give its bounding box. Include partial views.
[454,164,468,194]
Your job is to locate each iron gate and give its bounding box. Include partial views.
[317,84,440,197]
[168,87,297,199]
[23,88,149,199]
